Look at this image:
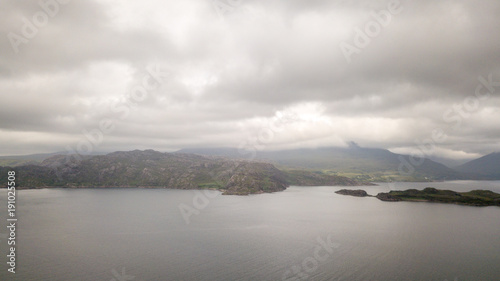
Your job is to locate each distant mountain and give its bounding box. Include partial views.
[178,146,464,181]
[375,188,500,206]
[0,152,60,166]
[426,155,469,168]
[455,152,500,179]
[0,150,365,195]
[0,151,106,167]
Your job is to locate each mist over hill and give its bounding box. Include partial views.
[177,145,465,181]
[455,152,500,179]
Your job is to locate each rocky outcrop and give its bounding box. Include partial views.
[221,162,288,195]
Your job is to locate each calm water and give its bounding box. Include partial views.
[1,181,500,280]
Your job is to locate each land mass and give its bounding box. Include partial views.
[335,187,500,206]
[0,150,369,195]
[376,188,500,206]
[335,189,370,197]
[177,145,468,182]
[4,146,500,181]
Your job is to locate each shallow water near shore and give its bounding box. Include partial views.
[1,181,499,280]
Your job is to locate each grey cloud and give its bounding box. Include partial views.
[1,0,499,159]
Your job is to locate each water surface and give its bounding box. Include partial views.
[1,181,499,280]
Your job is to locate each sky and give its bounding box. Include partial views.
[1,0,499,160]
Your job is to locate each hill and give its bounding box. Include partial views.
[0,151,105,167]
[0,150,366,195]
[455,152,500,179]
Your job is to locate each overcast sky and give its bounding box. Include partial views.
[1,0,499,160]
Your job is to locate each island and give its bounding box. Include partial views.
[335,189,371,197]
[335,187,500,206]
[376,187,500,206]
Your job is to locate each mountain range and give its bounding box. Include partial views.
[178,146,498,181]
[1,146,499,194]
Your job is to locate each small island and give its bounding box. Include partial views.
[336,187,500,206]
[335,189,371,197]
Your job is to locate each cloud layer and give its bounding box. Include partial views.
[1,0,499,159]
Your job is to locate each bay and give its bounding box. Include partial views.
[1,181,499,280]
